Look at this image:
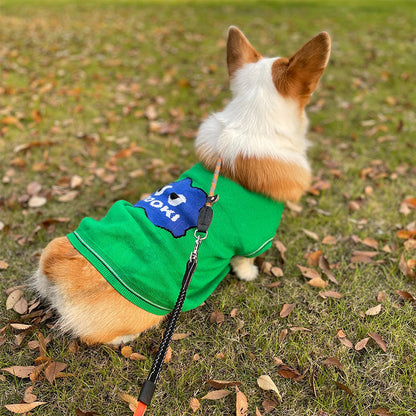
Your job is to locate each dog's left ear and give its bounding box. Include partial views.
[273,32,331,107]
[227,26,262,77]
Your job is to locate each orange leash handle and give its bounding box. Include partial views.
[133,401,147,416]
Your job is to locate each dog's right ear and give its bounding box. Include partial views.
[227,26,262,77]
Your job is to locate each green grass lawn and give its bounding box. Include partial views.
[1,1,415,415]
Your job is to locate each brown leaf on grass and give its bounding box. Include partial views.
[307,250,322,267]
[58,190,79,202]
[370,407,394,416]
[2,366,36,378]
[319,256,339,284]
[280,303,295,318]
[262,399,278,413]
[5,402,47,413]
[399,254,415,278]
[274,240,287,261]
[336,330,353,349]
[397,229,416,239]
[13,297,28,314]
[121,346,133,358]
[366,304,382,316]
[189,397,200,413]
[377,292,387,302]
[23,386,37,404]
[355,337,370,351]
[396,290,415,302]
[235,386,248,416]
[301,228,319,241]
[264,281,282,288]
[308,277,328,288]
[298,265,321,280]
[362,237,379,250]
[279,328,288,343]
[368,332,387,352]
[118,391,138,412]
[270,267,283,277]
[277,365,301,379]
[335,381,354,396]
[6,290,24,310]
[171,333,190,340]
[129,353,146,361]
[404,239,416,250]
[351,254,374,264]
[45,361,67,383]
[257,375,282,402]
[28,195,47,208]
[201,390,231,400]
[0,260,9,270]
[322,357,343,369]
[10,323,32,330]
[206,380,241,389]
[319,290,343,299]
[210,310,225,324]
[75,409,100,416]
[322,235,337,245]
[256,407,264,416]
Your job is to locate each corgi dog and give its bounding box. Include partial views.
[32,27,330,345]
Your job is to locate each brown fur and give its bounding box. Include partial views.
[40,237,164,345]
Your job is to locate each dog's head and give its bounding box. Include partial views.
[196,27,331,203]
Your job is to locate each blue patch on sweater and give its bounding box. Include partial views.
[134,178,207,238]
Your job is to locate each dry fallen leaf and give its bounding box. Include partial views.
[319,290,343,299]
[206,379,241,389]
[355,337,370,351]
[322,357,343,370]
[307,250,322,267]
[23,386,37,404]
[45,361,67,384]
[368,332,387,352]
[335,381,354,396]
[118,391,138,412]
[2,365,36,378]
[396,290,415,302]
[273,240,287,261]
[201,390,231,400]
[301,228,319,241]
[189,397,200,413]
[0,260,9,270]
[318,256,339,284]
[28,196,47,208]
[366,304,382,316]
[262,399,278,413]
[280,303,295,318]
[370,407,394,416]
[235,386,248,416]
[362,237,379,250]
[171,333,190,340]
[279,328,288,343]
[257,375,282,402]
[322,235,337,245]
[277,365,301,380]
[121,346,133,358]
[298,265,321,280]
[210,310,225,325]
[307,277,328,288]
[6,289,24,310]
[5,402,46,414]
[399,254,416,278]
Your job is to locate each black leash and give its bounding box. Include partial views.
[134,158,222,416]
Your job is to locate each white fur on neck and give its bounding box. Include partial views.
[196,57,310,171]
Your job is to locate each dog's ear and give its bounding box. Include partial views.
[273,32,331,107]
[227,26,262,77]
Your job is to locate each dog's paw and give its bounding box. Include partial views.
[230,257,259,282]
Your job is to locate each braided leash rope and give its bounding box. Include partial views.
[134,158,222,416]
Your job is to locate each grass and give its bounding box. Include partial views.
[1,1,415,415]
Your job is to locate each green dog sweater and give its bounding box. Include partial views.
[67,163,284,315]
